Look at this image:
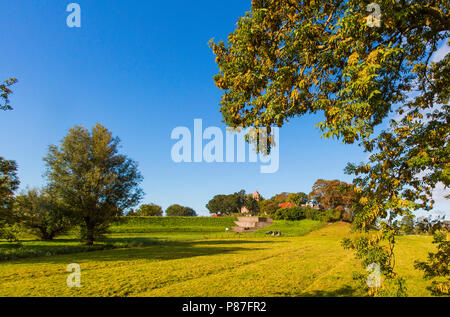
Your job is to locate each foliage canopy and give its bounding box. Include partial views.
[44,123,144,245]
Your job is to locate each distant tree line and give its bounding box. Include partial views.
[1,83,200,245]
[127,203,197,217]
[1,120,145,245]
[0,123,198,245]
[205,179,357,223]
[399,215,448,235]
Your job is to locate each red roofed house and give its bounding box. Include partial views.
[278,202,296,209]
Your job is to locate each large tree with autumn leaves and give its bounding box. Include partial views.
[210,0,449,296]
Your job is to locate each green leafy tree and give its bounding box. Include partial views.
[135,203,163,216]
[258,199,279,216]
[309,179,356,211]
[14,188,73,240]
[287,192,308,206]
[1,78,20,241]
[0,222,21,242]
[270,192,290,204]
[244,196,260,215]
[235,189,247,208]
[210,0,449,296]
[206,194,241,215]
[210,0,448,143]
[0,78,18,111]
[344,99,448,295]
[415,230,449,296]
[166,204,197,217]
[400,215,415,234]
[0,158,19,223]
[44,123,144,245]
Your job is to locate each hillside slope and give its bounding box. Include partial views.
[0,222,434,297]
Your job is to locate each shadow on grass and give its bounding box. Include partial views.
[0,237,161,262]
[300,285,360,297]
[1,238,280,265]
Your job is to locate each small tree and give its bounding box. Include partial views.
[14,188,73,240]
[166,204,197,217]
[135,203,163,217]
[0,222,21,242]
[400,215,415,234]
[44,124,144,245]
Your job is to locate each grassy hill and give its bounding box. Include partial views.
[110,217,325,238]
[0,217,324,261]
[110,216,238,235]
[0,221,436,297]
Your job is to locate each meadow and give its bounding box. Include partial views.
[0,217,436,297]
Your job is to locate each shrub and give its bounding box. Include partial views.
[0,222,21,242]
[271,207,305,221]
[267,206,343,222]
[323,209,341,222]
[342,209,354,223]
[135,203,163,217]
[14,188,74,240]
[166,204,197,217]
[303,207,321,221]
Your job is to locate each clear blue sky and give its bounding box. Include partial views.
[0,0,447,217]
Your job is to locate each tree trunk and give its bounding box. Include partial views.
[85,222,95,246]
[39,228,54,240]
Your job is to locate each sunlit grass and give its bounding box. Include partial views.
[0,217,324,260]
[0,222,435,297]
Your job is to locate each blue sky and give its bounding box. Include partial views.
[0,1,448,217]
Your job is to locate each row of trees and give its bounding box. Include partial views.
[259,180,356,222]
[1,108,145,244]
[1,84,197,244]
[127,203,197,217]
[400,215,448,235]
[206,179,357,222]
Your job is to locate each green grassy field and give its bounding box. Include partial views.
[0,218,437,297]
[0,217,324,261]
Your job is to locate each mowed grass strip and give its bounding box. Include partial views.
[0,222,434,297]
